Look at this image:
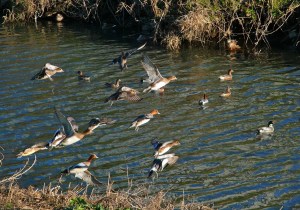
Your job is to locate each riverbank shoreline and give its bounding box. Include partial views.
[1,0,300,51]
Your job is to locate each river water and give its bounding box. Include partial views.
[0,22,300,209]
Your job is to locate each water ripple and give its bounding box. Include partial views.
[0,22,300,209]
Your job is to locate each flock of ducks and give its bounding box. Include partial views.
[18,39,274,186]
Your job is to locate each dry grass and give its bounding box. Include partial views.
[177,5,222,45]
[161,33,181,51]
[0,181,213,210]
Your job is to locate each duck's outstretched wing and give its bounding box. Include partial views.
[54,107,75,137]
[75,170,102,186]
[124,42,147,58]
[118,91,142,102]
[126,93,143,102]
[44,63,61,71]
[31,68,46,80]
[141,54,163,83]
[156,153,175,159]
[166,156,179,166]
[48,128,66,148]
[98,118,116,126]
[160,155,179,171]
[67,117,79,132]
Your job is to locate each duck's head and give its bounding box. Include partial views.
[121,52,126,59]
[88,154,99,161]
[88,118,101,130]
[77,71,83,76]
[268,121,274,126]
[228,69,234,74]
[203,93,208,99]
[116,78,121,83]
[173,140,181,146]
[150,109,160,115]
[168,75,177,81]
[57,68,64,72]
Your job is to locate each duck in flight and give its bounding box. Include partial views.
[130,109,160,131]
[54,107,115,146]
[141,54,177,93]
[104,86,142,106]
[61,154,102,186]
[31,63,64,81]
[110,42,146,71]
[16,117,79,158]
[151,138,180,158]
[148,153,179,178]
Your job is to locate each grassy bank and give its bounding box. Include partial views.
[1,0,300,50]
[0,182,213,209]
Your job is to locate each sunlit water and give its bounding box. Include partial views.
[0,22,300,209]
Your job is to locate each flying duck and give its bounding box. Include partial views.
[110,42,146,71]
[130,109,160,131]
[104,86,142,106]
[141,54,177,93]
[31,63,63,81]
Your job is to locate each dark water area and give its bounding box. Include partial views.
[0,21,300,209]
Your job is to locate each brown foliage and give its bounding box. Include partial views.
[177,5,221,45]
[0,182,213,210]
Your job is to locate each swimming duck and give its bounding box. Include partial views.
[257,121,274,135]
[61,154,101,185]
[130,109,160,131]
[77,71,90,81]
[227,39,241,52]
[105,86,142,106]
[220,86,231,97]
[141,54,177,93]
[199,93,208,106]
[151,139,180,157]
[54,107,114,146]
[148,153,179,178]
[110,42,146,71]
[16,142,48,158]
[105,79,121,89]
[31,63,64,81]
[219,69,234,81]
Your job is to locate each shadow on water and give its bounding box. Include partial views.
[0,21,300,209]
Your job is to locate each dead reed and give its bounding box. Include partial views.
[0,182,213,210]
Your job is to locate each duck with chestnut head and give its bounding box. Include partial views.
[54,107,114,146]
[141,54,177,93]
[61,154,102,186]
[219,69,234,81]
[130,109,160,131]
